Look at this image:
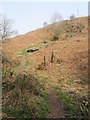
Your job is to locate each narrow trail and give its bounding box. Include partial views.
[45,63,66,118]
[10,54,26,83]
[13,53,66,119]
[18,54,26,74]
[47,87,66,119]
[18,54,66,119]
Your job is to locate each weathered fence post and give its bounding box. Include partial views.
[43,40,47,67]
[44,55,46,66]
[51,51,54,63]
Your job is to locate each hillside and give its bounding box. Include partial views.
[2,16,89,119]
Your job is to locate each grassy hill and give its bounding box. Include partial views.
[2,16,89,119]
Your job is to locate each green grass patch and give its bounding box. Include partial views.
[36,101,49,119]
[15,40,51,57]
[15,48,26,57]
[2,67,11,78]
[79,77,88,85]
[27,40,51,50]
[67,79,74,85]
[3,81,16,92]
[40,90,49,101]
[3,105,32,118]
[36,91,49,119]
[56,90,89,119]
[2,62,20,79]
[3,72,50,119]
[58,68,62,73]
[25,60,29,67]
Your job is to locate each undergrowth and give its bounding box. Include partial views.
[2,73,49,119]
[56,88,89,119]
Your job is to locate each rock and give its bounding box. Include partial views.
[27,47,39,53]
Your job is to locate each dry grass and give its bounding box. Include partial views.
[2,16,88,119]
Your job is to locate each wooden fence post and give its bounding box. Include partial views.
[51,51,54,63]
[44,55,46,66]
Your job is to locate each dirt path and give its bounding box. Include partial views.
[18,54,26,74]
[47,88,66,119]
[19,54,66,119]
[16,54,66,119]
[10,54,26,82]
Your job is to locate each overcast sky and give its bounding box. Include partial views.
[1,2,88,35]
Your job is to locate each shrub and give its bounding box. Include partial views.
[51,26,61,41]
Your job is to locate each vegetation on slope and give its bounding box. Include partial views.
[2,17,89,119]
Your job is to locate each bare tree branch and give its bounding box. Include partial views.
[50,12,63,24]
[0,14,18,40]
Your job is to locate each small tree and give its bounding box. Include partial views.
[43,22,48,27]
[50,12,62,24]
[70,14,75,20]
[0,14,17,41]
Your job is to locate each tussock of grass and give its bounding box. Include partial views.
[56,89,89,119]
[2,62,20,79]
[3,73,49,119]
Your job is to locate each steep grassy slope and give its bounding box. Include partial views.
[2,16,89,119]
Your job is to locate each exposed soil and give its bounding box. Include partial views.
[2,16,88,119]
[47,88,66,118]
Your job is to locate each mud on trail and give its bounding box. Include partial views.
[47,88,66,119]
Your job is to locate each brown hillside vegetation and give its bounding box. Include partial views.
[2,17,89,119]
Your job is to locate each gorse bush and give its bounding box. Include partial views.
[51,23,62,41]
[52,28,60,41]
[50,19,85,41]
